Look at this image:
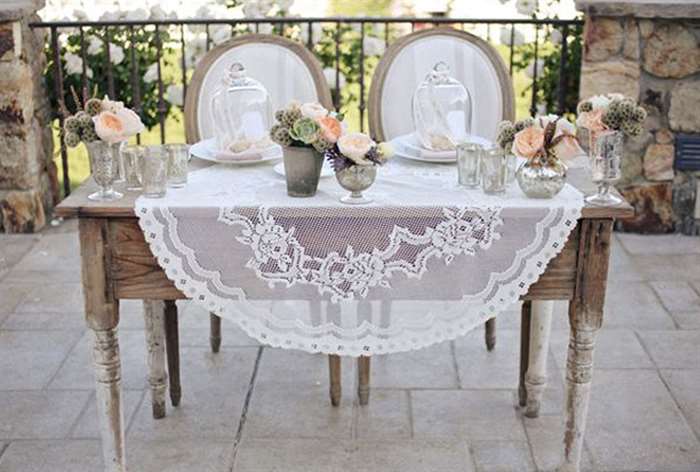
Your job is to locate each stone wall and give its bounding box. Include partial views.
[0,0,56,233]
[577,0,700,234]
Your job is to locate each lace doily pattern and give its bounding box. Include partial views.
[135,160,584,356]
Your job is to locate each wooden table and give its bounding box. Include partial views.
[56,171,633,472]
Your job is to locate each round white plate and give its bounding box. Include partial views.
[391,133,492,163]
[190,138,282,166]
[273,161,335,178]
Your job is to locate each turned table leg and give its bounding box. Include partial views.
[518,301,532,407]
[524,300,554,418]
[143,300,167,419]
[328,355,341,406]
[557,219,612,472]
[209,313,222,353]
[79,219,126,472]
[164,301,181,407]
[357,356,371,406]
[484,318,496,351]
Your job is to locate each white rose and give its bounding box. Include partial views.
[93,108,145,144]
[86,36,102,55]
[300,102,328,120]
[525,58,544,79]
[323,68,346,89]
[143,63,159,83]
[516,0,538,16]
[64,52,83,76]
[109,44,125,65]
[167,84,184,107]
[338,132,375,165]
[100,96,125,113]
[363,36,385,56]
[499,27,524,47]
[589,94,612,110]
[550,28,563,44]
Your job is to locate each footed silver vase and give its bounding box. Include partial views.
[336,165,377,204]
[516,156,567,199]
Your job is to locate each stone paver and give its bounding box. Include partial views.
[1,226,700,471]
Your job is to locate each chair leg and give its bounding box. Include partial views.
[328,355,341,407]
[485,318,496,351]
[519,301,532,408]
[143,300,167,419]
[209,313,222,353]
[164,301,182,407]
[357,356,371,406]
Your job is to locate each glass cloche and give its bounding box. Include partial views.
[209,62,272,153]
[412,62,473,151]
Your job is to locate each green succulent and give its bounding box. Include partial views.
[64,131,81,148]
[271,125,293,147]
[577,101,593,113]
[288,117,320,144]
[85,98,103,117]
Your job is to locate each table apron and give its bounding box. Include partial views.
[107,217,580,302]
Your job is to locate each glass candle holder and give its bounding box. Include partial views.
[166,144,189,188]
[456,142,482,188]
[86,141,123,201]
[141,146,168,198]
[505,152,518,185]
[586,130,623,206]
[480,147,507,195]
[122,145,145,191]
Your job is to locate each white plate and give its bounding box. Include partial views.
[273,161,335,178]
[190,138,282,165]
[391,133,492,163]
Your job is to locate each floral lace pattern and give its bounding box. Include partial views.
[218,206,503,302]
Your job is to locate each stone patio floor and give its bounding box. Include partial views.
[0,218,699,471]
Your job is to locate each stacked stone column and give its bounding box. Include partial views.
[0,0,55,233]
[577,0,700,234]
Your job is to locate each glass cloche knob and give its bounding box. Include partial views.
[412,62,473,151]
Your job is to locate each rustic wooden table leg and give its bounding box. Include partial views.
[164,301,181,407]
[209,313,222,353]
[328,355,341,406]
[143,300,167,419]
[518,301,532,407]
[524,300,554,418]
[357,356,371,406]
[557,219,612,472]
[484,318,496,351]
[79,219,126,472]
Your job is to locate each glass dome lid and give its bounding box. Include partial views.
[411,62,473,151]
[209,62,273,153]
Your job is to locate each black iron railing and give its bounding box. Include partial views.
[29,16,584,196]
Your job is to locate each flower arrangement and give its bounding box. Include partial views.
[63,95,145,147]
[270,101,345,153]
[496,114,582,165]
[325,133,393,171]
[576,94,647,137]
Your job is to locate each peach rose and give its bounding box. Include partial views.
[338,132,374,165]
[576,109,607,133]
[512,126,545,159]
[316,115,342,143]
[93,107,145,144]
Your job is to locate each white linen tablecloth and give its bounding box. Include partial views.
[136,159,583,356]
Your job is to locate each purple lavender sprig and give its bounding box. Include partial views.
[325,144,351,172]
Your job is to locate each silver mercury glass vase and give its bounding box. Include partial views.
[336,165,377,204]
[516,153,567,199]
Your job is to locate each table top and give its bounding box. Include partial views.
[56,160,634,220]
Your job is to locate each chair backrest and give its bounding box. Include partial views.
[184,34,333,144]
[368,27,515,143]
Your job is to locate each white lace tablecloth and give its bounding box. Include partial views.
[136,159,583,356]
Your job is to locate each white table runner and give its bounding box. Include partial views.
[136,159,583,356]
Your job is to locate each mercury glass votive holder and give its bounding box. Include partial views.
[456,142,483,188]
[122,145,145,190]
[480,147,508,195]
[141,146,168,198]
[166,144,189,188]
